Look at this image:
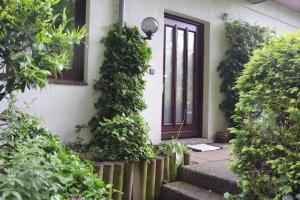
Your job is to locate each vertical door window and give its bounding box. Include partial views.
[162,15,204,139]
[163,27,173,124]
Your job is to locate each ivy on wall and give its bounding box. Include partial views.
[217,17,274,126]
[91,25,151,124]
[87,24,154,161]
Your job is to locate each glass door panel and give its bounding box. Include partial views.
[176,29,184,123]
[187,31,195,124]
[163,26,173,124]
[162,15,204,139]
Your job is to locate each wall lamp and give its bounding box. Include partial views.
[141,17,159,40]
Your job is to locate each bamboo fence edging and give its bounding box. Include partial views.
[132,162,141,200]
[96,152,191,200]
[139,160,148,200]
[102,162,114,199]
[163,156,170,182]
[154,157,164,200]
[169,154,177,182]
[184,153,191,165]
[146,159,156,200]
[112,162,124,200]
[123,161,134,200]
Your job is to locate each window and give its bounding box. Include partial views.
[54,0,86,82]
[162,14,204,139]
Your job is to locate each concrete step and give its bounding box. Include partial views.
[180,160,240,195]
[161,181,224,200]
[161,138,213,145]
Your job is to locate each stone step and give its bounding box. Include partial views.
[180,160,240,195]
[161,181,224,200]
[161,138,213,145]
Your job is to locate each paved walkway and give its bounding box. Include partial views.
[190,143,232,164]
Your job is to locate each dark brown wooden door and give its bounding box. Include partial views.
[162,14,204,139]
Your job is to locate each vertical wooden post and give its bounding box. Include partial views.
[184,153,191,165]
[113,162,124,200]
[146,159,156,200]
[132,161,141,200]
[139,160,148,200]
[177,154,184,180]
[102,162,114,199]
[163,156,170,182]
[123,161,134,200]
[169,154,177,181]
[94,162,103,179]
[154,157,164,200]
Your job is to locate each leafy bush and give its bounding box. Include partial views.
[230,31,300,199]
[0,107,109,200]
[94,114,154,161]
[90,24,151,126]
[217,18,274,126]
[0,0,86,102]
[83,24,153,161]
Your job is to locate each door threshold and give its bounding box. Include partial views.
[160,137,213,145]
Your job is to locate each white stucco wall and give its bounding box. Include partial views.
[1,0,299,144]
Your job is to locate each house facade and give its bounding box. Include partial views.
[3,0,300,144]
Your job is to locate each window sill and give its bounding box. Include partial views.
[49,79,88,86]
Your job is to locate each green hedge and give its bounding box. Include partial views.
[230,31,300,199]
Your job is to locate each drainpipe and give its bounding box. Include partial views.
[119,0,125,29]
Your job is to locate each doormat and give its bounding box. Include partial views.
[187,144,221,152]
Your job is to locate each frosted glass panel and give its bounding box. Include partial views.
[176,29,184,123]
[163,26,173,124]
[187,32,195,124]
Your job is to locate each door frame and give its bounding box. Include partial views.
[161,13,204,140]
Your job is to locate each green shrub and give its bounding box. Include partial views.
[90,24,151,126]
[84,24,153,161]
[230,31,300,199]
[0,107,109,200]
[218,18,274,126]
[0,0,86,102]
[94,114,154,161]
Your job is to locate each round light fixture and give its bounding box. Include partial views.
[141,17,159,40]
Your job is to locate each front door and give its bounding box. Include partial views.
[162,14,204,139]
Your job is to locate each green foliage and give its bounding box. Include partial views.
[230,31,300,199]
[94,114,154,161]
[153,141,190,168]
[0,106,109,200]
[91,24,151,124]
[217,19,274,126]
[85,24,153,161]
[0,0,86,102]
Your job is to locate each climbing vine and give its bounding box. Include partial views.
[87,24,153,161]
[217,17,274,126]
[91,24,151,123]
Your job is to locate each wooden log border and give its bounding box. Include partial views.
[97,153,191,200]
